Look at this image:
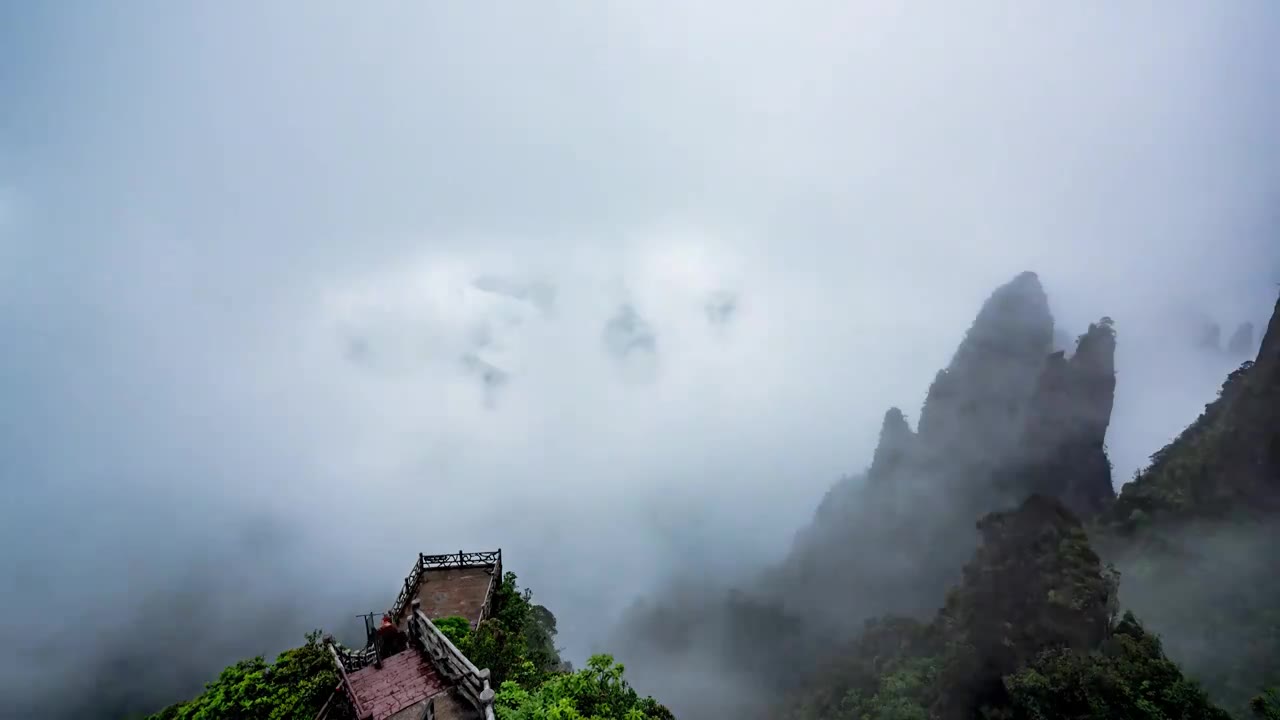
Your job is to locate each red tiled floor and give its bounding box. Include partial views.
[348,650,447,720]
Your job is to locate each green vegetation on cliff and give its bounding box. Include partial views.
[494,655,675,720]
[787,496,1229,720]
[438,571,567,689]
[1002,613,1231,720]
[145,631,336,720]
[1091,294,1280,715]
[141,572,671,720]
[1103,360,1261,529]
[458,573,672,719]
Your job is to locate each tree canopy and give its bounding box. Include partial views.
[494,654,674,720]
[145,631,336,720]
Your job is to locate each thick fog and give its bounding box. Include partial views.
[2,2,1278,717]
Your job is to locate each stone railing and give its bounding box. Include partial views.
[475,551,504,627]
[408,599,497,720]
[324,636,372,720]
[390,549,503,624]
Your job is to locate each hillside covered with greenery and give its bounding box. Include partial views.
[786,495,1230,720]
[1093,291,1280,715]
[143,632,337,720]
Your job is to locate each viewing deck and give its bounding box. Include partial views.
[390,551,503,629]
[324,550,502,720]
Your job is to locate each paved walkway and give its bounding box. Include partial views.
[412,566,495,626]
[348,649,464,720]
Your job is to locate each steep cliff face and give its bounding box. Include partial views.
[868,407,916,483]
[615,276,1280,720]
[959,495,1115,653]
[1106,294,1280,527]
[784,495,1229,720]
[916,271,1053,480]
[1004,319,1117,519]
[779,271,1117,629]
[617,284,1276,720]
[1093,294,1280,714]
[806,408,916,530]
[930,494,1118,717]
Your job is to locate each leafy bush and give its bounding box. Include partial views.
[1252,688,1280,720]
[432,614,474,649]
[494,654,674,720]
[467,571,566,689]
[787,497,1234,720]
[145,631,336,720]
[1002,612,1231,720]
[837,656,937,720]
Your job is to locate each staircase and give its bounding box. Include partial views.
[321,550,503,720]
[347,650,446,719]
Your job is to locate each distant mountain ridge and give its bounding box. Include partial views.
[1105,292,1280,527]
[1092,292,1280,714]
[615,272,1280,719]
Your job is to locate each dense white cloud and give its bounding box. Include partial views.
[1,2,1278,715]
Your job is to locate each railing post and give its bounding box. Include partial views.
[478,671,496,720]
[325,634,370,720]
[409,598,422,649]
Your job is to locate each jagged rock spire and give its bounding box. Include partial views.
[1068,317,1118,442]
[868,407,915,482]
[1008,319,1118,518]
[917,271,1053,477]
[1261,294,1280,366]
[780,271,1126,630]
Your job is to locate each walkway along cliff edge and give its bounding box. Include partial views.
[318,550,505,720]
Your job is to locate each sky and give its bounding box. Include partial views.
[1,2,1279,716]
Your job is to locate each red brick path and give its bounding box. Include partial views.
[348,650,447,720]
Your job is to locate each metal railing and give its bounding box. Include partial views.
[408,599,498,720]
[421,550,502,570]
[390,550,503,624]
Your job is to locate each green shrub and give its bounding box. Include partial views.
[432,615,474,649]
[494,654,673,720]
[145,631,336,720]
